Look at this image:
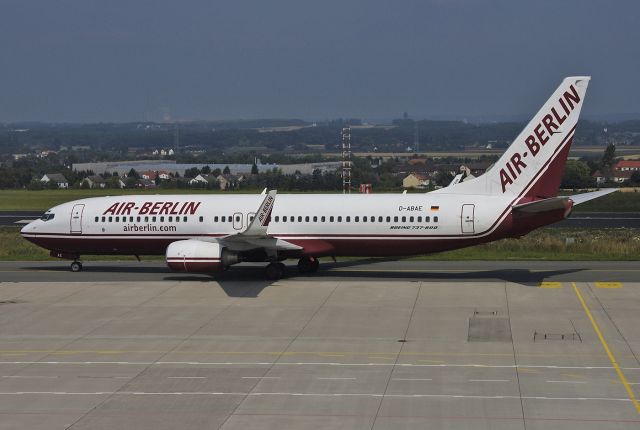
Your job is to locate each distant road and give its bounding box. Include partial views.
[2,210,640,228]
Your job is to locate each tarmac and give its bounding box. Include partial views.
[1,260,640,429]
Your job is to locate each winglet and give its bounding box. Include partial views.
[243,190,277,236]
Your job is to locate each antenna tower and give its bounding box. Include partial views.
[341,126,352,194]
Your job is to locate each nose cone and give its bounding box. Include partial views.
[20,220,37,236]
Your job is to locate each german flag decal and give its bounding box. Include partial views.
[430,206,439,211]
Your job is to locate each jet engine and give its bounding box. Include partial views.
[166,239,239,272]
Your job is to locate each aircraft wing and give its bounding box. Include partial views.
[512,188,618,214]
[195,190,302,254]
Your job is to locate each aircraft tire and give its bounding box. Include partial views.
[70,261,83,272]
[265,262,284,280]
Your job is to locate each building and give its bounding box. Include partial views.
[613,160,640,172]
[136,178,156,189]
[188,174,217,186]
[403,173,430,189]
[141,170,157,180]
[612,170,634,183]
[217,174,242,190]
[81,175,106,189]
[40,173,69,188]
[157,171,171,180]
[592,170,606,186]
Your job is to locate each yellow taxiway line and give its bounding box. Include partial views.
[571,282,640,415]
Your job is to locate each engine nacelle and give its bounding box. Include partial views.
[166,240,238,272]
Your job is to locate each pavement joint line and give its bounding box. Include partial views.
[468,379,510,382]
[571,281,640,415]
[546,380,588,384]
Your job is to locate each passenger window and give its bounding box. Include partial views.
[346,216,351,222]
[229,216,233,223]
[102,216,105,222]
[95,216,99,222]
[235,215,240,222]
[176,217,180,223]
[298,216,302,222]
[199,216,203,222]
[160,216,165,222]
[313,216,318,222]
[184,216,188,222]
[282,216,287,223]
[305,216,310,222]
[337,216,342,222]
[145,216,149,222]
[330,216,334,222]
[129,216,133,222]
[115,216,119,222]
[394,216,398,222]
[274,216,279,222]
[355,216,359,222]
[169,216,173,222]
[386,216,391,222]
[137,216,141,222]
[321,216,325,222]
[152,216,156,222]
[417,216,422,222]
[363,216,367,222]
[378,216,383,222]
[370,216,375,223]
[425,216,430,222]
[434,216,439,222]
[108,216,112,222]
[410,216,414,222]
[402,216,406,222]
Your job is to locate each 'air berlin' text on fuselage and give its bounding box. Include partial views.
[102,201,201,216]
[499,84,581,193]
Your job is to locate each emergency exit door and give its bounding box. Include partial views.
[461,204,475,234]
[70,204,85,234]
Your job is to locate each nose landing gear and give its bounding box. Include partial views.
[70,261,83,272]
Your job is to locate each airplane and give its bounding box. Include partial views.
[21,76,617,279]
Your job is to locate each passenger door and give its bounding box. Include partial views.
[70,204,85,234]
[461,204,475,234]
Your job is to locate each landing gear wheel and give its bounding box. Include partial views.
[298,256,319,274]
[70,261,83,272]
[265,262,285,280]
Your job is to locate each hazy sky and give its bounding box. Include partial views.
[1,0,639,122]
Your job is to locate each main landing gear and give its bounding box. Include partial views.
[297,256,319,275]
[265,262,286,280]
[70,260,83,272]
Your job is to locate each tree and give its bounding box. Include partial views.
[201,165,211,174]
[127,168,139,179]
[223,165,230,175]
[561,160,592,189]
[600,144,616,172]
[251,163,259,175]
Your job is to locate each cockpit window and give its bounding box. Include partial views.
[40,213,55,221]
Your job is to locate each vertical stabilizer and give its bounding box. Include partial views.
[439,76,590,199]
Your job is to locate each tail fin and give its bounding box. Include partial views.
[440,76,590,199]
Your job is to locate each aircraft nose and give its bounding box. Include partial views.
[20,221,36,235]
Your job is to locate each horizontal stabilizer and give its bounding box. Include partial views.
[512,196,569,214]
[569,188,618,205]
[512,188,618,214]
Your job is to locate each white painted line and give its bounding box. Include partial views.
[241,376,280,379]
[392,378,432,381]
[167,376,207,379]
[468,379,510,382]
[0,391,631,402]
[317,377,356,380]
[0,361,638,371]
[2,375,58,379]
[546,380,588,384]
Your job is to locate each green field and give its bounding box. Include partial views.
[3,226,638,262]
[0,189,639,212]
